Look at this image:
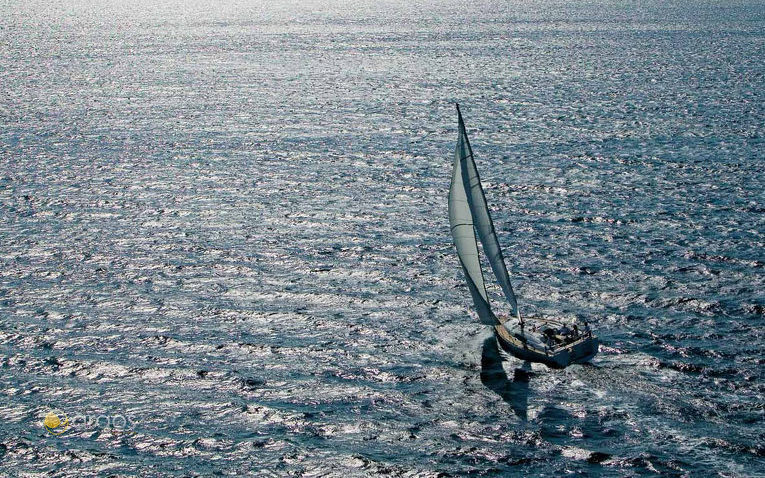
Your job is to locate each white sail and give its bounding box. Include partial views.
[456,107,519,318]
[448,109,497,326]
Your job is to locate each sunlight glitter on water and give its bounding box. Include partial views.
[1,0,763,476]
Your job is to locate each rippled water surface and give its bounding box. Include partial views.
[1,0,763,475]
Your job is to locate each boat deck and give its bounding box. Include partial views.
[494,316,592,356]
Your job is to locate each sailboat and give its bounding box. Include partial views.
[448,104,598,369]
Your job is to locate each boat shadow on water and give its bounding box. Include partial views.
[479,336,530,421]
[479,337,616,465]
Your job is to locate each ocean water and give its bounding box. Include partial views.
[1,0,763,475]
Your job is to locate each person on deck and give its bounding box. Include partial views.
[543,328,557,346]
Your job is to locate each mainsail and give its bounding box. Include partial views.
[449,104,519,325]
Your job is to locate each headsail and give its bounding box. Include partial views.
[448,109,497,326]
[455,106,519,318]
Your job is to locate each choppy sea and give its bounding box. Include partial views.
[1,1,763,476]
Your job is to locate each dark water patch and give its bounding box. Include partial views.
[684,250,764,269]
[240,377,267,390]
[702,437,765,458]
[658,360,706,374]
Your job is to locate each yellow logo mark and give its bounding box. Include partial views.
[43,410,69,435]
